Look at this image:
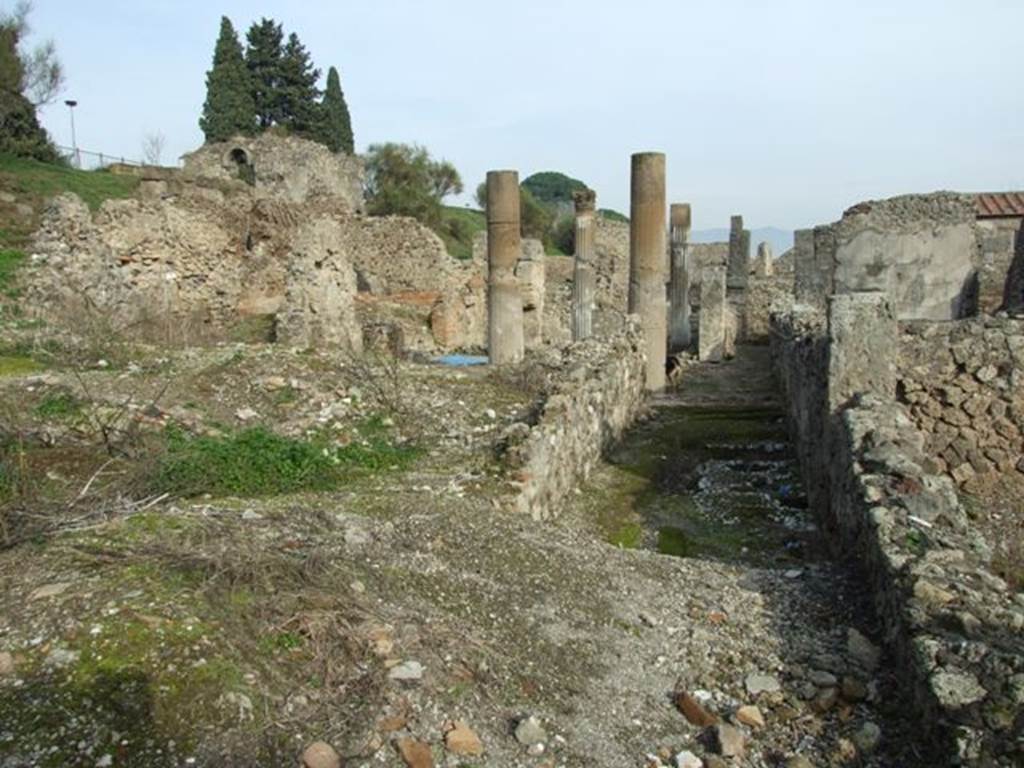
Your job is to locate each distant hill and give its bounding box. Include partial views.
[691,226,794,257]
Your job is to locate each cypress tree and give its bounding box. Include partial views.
[314,66,354,154]
[199,17,255,142]
[245,18,284,129]
[277,32,320,137]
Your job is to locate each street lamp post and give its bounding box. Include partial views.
[64,100,78,168]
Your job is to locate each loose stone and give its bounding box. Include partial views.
[302,741,342,768]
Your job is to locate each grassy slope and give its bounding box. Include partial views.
[0,154,139,318]
[0,154,139,250]
[439,205,485,260]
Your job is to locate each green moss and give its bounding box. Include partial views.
[657,527,695,557]
[0,354,42,376]
[609,522,643,549]
[0,614,248,767]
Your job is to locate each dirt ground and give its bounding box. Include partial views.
[0,343,934,767]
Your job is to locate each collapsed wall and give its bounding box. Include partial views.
[771,297,1024,766]
[498,319,646,520]
[28,135,491,354]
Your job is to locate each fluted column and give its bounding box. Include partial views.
[486,170,525,364]
[572,189,596,341]
[668,202,692,352]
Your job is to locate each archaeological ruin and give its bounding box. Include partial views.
[1,131,1022,767]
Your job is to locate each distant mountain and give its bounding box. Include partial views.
[691,227,794,257]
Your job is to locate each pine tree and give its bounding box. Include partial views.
[245,18,283,129]
[277,32,320,137]
[313,66,354,154]
[199,17,255,143]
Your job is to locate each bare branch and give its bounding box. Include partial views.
[141,131,166,165]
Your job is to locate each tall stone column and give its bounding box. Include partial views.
[572,189,596,341]
[486,170,525,364]
[727,215,748,288]
[699,264,727,361]
[668,203,692,352]
[629,152,667,391]
[755,241,774,277]
[793,228,816,303]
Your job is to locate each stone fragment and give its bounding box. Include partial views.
[809,669,837,687]
[675,691,719,726]
[931,670,987,708]
[396,738,433,768]
[514,715,547,747]
[852,721,882,754]
[0,652,13,676]
[846,629,881,671]
[378,715,407,733]
[734,705,765,729]
[913,580,956,606]
[30,582,70,600]
[840,676,868,702]
[812,687,839,713]
[443,721,483,757]
[711,723,745,757]
[673,750,703,768]
[785,756,814,768]
[744,672,781,695]
[302,741,342,768]
[388,660,424,682]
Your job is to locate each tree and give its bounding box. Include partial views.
[277,32,320,137]
[474,180,556,244]
[245,18,283,129]
[0,2,62,107]
[141,131,165,165]
[0,1,60,161]
[364,143,462,230]
[199,17,255,142]
[312,65,353,153]
[521,171,588,207]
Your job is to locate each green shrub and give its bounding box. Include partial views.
[35,391,82,420]
[150,424,419,498]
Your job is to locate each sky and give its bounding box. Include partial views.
[24,0,1024,231]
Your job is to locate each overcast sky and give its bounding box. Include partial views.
[27,0,1024,231]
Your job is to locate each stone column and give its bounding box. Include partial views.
[827,291,896,412]
[572,189,597,341]
[486,170,525,364]
[629,152,668,390]
[727,215,748,288]
[668,203,692,352]
[699,264,727,361]
[793,228,815,303]
[755,241,774,277]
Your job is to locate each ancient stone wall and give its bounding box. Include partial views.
[975,218,1024,314]
[743,274,793,343]
[499,319,646,520]
[831,193,978,320]
[771,300,1024,766]
[181,134,364,212]
[896,317,1024,485]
